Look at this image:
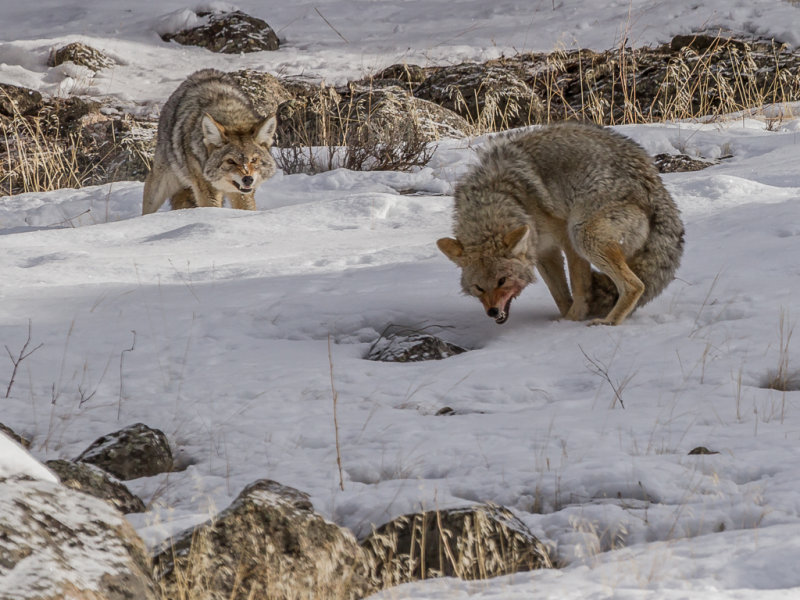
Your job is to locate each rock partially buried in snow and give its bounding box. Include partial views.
[366,330,468,362]
[0,475,158,600]
[75,422,173,480]
[361,503,552,587]
[161,10,280,53]
[48,41,116,71]
[46,459,147,514]
[154,479,375,600]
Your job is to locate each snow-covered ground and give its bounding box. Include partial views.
[2,2,800,598]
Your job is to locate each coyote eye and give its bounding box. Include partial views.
[250,156,260,164]
[474,285,485,294]
[497,277,507,287]
[226,158,238,166]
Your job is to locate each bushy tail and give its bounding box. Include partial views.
[588,189,685,317]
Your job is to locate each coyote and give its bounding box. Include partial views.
[437,122,684,326]
[142,69,277,214]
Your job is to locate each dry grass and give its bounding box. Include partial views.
[274,83,434,175]
[1,99,86,195]
[460,35,800,135]
[363,505,552,589]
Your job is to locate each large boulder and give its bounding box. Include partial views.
[75,422,173,480]
[0,475,158,600]
[362,503,552,587]
[154,479,375,600]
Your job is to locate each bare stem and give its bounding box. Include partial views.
[5,319,43,398]
[328,335,345,491]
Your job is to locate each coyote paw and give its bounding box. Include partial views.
[588,317,614,326]
[564,301,589,321]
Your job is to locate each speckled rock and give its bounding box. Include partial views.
[75,422,173,480]
[362,503,552,587]
[45,459,146,514]
[161,10,280,53]
[154,479,375,600]
[0,475,158,600]
[48,42,116,71]
[366,331,467,362]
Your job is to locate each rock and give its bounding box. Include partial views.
[0,475,158,600]
[414,62,538,129]
[162,10,280,53]
[362,503,552,587]
[654,153,717,173]
[154,479,375,600]
[375,63,428,85]
[347,86,474,144]
[366,331,467,362]
[229,69,292,117]
[0,83,42,117]
[75,422,173,480]
[688,446,720,455]
[45,459,146,514]
[48,41,116,71]
[0,423,30,449]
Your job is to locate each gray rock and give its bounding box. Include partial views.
[154,479,375,600]
[75,422,173,480]
[366,331,467,362]
[654,153,717,173]
[414,61,538,129]
[0,83,42,117]
[162,10,280,53]
[362,503,552,587]
[48,42,116,71]
[45,459,146,514]
[0,475,158,600]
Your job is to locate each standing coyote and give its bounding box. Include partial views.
[437,122,684,326]
[142,69,277,214]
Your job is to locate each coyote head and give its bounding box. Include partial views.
[437,225,536,324]
[201,114,277,195]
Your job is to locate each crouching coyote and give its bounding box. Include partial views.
[142,69,277,214]
[437,122,684,326]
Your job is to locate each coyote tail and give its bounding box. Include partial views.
[589,187,685,317]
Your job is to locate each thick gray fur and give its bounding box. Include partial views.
[447,122,685,324]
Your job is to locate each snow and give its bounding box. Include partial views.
[2,1,800,598]
[0,433,58,483]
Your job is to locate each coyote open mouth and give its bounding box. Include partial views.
[494,297,513,324]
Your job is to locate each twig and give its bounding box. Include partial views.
[328,335,345,491]
[118,330,136,420]
[5,319,43,398]
[314,7,349,44]
[579,344,633,409]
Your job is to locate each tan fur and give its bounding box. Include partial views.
[438,122,685,326]
[142,69,277,215]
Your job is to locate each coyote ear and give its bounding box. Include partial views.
[503,225,530,256]
[202,114,227,147]
[437,237,465,263]
[254,116,277,146]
